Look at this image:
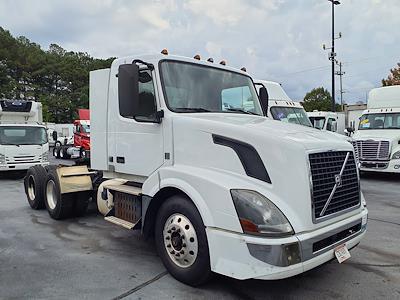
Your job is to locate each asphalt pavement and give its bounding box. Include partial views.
[0,157,399,299]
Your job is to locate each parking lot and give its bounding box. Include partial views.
[0,158,399,299]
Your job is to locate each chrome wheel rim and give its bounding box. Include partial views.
[163,213,198,268]
[27,175,36,200]
[46,180,57,210]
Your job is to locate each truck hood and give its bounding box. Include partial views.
[353,129,400,142]
[172,113,357,233]
[179,113,350,151]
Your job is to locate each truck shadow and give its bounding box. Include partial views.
[360,172,400,182]
[0,170,26,180]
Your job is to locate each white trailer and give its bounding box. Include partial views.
[0,100,49,171]
[24,53,367,286]
[352,86,400,173]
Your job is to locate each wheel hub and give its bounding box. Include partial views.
[163,213,198,268]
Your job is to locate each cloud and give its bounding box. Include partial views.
[0,0,399,103]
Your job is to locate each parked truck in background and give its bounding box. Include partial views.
[53,109,90,160]
[254,80,313,127]
[24,53,367,286]
[0,100,49,172]
[254,80,352,143]
[307,111,346,135]
[352,86,400,173]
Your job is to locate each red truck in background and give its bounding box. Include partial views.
[53,109,91,161]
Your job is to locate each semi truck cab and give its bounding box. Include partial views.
[353,86,400,173]
[25,53,367,286]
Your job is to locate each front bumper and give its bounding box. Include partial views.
[359,159,400,173]
[0,161,49,171]
[206,208,368,280]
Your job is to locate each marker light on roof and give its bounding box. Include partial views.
[240,67,247,72]
[161,49,169,55]
[219,60,226,65]
[194,54,201,60]
[207,58,214,63]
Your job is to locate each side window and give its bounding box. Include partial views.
[326,118,337,132]
[136,70,157,121]
[221,86,254,111]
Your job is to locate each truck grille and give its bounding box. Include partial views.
[309,151,360,221]
[352,140,390,161]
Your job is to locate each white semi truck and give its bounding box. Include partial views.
[254,80,313,127]
[24,53,367,286]
[0,100,49,171]
[352,86,400,173]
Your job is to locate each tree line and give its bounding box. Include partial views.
[1,26,399,118]
[0,27,114,123]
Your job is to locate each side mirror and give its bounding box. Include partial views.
[118,63,139,118]
[258,86,269,116]
[52,130,58,141]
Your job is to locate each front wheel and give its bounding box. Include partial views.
[155,194,212,286]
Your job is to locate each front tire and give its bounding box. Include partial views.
[155,194,212,286]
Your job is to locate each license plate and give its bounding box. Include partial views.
[334,244,351,263]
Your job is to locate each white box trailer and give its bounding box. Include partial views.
[23,54,367,286]
[352,86,400,173]
[0,100,49,171]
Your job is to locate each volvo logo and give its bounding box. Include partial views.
[334,174,342,187]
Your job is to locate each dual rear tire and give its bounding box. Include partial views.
[24,166,89,219]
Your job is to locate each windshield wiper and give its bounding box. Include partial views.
[174,107,212,113]
[225,108,258,115]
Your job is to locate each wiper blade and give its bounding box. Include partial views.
[225,108,258,115]
[174,107,212,113]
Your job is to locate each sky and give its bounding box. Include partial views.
[0,0,399,103]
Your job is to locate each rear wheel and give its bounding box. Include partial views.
[44,169,74,220]
[24,166,47,209]
[155,194,212,286]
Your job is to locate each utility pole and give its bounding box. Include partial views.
[335,60,345,111]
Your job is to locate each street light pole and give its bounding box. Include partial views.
[328,0,340,112]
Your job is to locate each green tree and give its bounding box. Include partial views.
[302,87,342,112]
[382,63,400,86]
[0,26,114,122]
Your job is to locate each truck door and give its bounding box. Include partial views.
[114,69,164,177]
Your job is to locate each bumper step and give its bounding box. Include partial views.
[104,216,136,229]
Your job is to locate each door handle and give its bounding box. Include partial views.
[116,157,125,164]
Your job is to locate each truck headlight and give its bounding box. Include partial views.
[0,154,5,164]
[42,151,49,162]
[392,151,400,160]
[231,189,294,237]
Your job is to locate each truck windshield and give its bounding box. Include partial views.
[0,126,48,145]
[270,107,312,127]
[309,117,326,130]
[160,61,262,115]
[82,124,90,133]
[359,113,400,130]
